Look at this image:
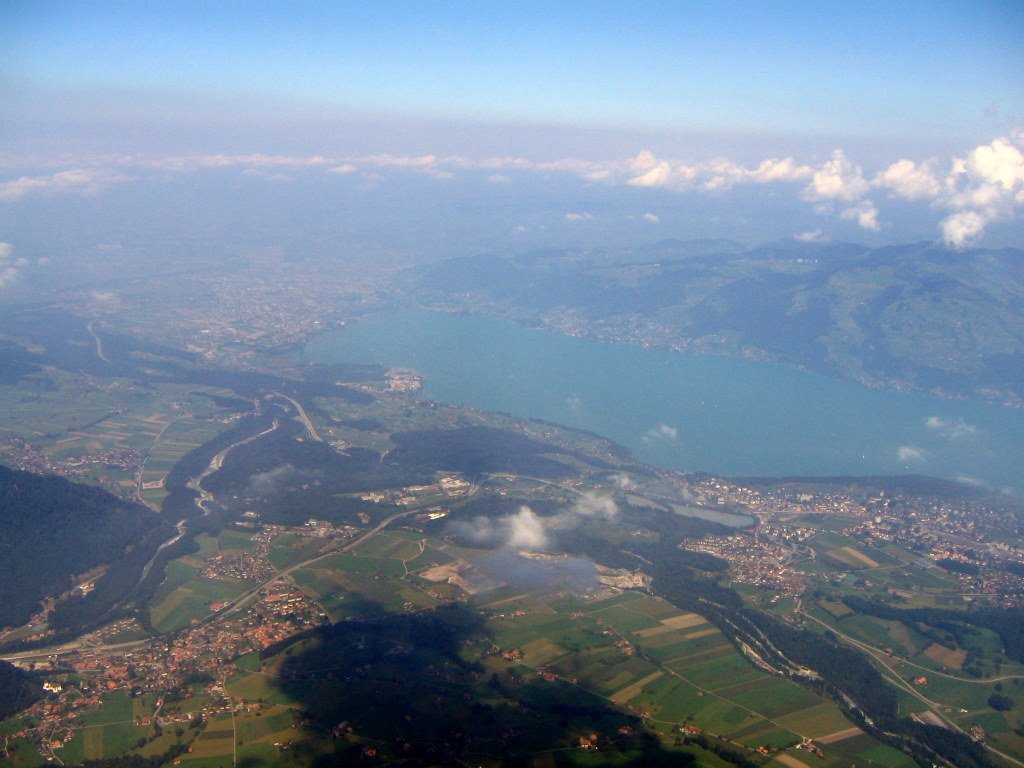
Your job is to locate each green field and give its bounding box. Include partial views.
[56,692,154,762]
[267,535,326,570]
[148,555,255,633]
[0,371,238,506]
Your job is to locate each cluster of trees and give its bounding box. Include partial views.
[158,364,371,404]
[0,465,164,631]
[989,693,1015,712]
[0,660,42,720]
[842,596,1024,663]
[742,611,898,720]
[0,340,42,384]
[700,601,996,767]
[201,422,632,528]
[201,417,427,526]
[936,557,981,575]
[47,519,173,632]
[680,733,765,768]
[388,426,585,480]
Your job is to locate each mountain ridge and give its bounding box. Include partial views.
[400,240,1024,405]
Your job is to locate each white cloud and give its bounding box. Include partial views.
[348,153,463,180]
[873,159,942,200]
[198,153,332,169]
[897,445,926,462]
[794,228,826,242]
[644,424,678,441]
[804,149,869,203]
[0,242,18,288]
[630,150,659,171]
[642,212,660,223]
[939,210,987,248]
[610,473,637,491]
[704,156,812,191]
[506,507,549,549]
[964,136,1024,190]
[841,200,880,231]
[8,129,1023,246]
[450,506,550,550]
[0,168,125,201]
[358,153,434,167]
[749,156,815,183]
[568,492,618,520]
[925,416,979,441]
[937,130,1024,247]
[628,161,673,188]
[532,158,589,173]
[954,474,987,488]
[945,181,1008,211]
[241,168,294,182]
[451,496,617,553]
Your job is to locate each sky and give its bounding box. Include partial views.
[2,0,1024,262]
[5,1,1022,140]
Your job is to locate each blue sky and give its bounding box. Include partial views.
[5,1,1021,143]
[2,1,1024,254]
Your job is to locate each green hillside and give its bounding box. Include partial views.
[0,465,166,631]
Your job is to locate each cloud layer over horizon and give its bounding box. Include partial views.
[2,129,1023,248]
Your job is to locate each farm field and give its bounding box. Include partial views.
[288,531,911,766]
[148,532,262,633]
[139,524,913,767]
[0,368,242,505]
[798,588,1024,757]
[289,533,446,620]
[55,691,154,763]
[809,532,902,571]
[3,497,1010,768]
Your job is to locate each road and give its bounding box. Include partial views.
[272,392,321,441]
[1,504,427,666]
[0,636,153,664]
[135,414,188,507]
[816,617,1024,686]
[800,611,1024,768]
[211,506,428,621]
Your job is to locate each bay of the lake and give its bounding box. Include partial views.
[305,309,1024,495]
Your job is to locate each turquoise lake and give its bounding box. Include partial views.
[305,310,1024,495]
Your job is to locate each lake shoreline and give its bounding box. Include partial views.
[305,308,1024,496]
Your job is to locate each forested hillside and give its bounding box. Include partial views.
[0,465,165,629]
[0,660,41,721]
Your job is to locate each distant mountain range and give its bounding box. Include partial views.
[401,240,1024,405]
